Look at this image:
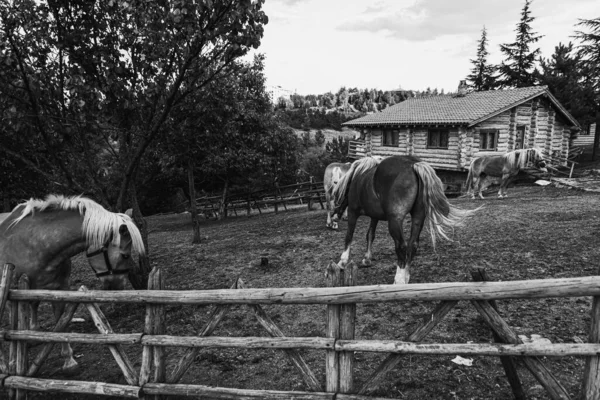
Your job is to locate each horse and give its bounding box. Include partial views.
[465,148,547,199]
[332,155,479,285]
[0,194,145,371]
[323,162,351,229]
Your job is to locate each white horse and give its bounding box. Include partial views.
[323,162,351,229]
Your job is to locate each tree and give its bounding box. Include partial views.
[536,42,597,127]
[574,18,600,95]
[0,0,268,288]
[466,26,498,91]
[497,0,543,88]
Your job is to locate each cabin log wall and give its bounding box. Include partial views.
[359,94,575,172]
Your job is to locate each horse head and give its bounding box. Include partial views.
[86,224,136,290]
[532,149,547,172]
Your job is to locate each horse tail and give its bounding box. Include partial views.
[332,157,381,207]
[413,161,481,248]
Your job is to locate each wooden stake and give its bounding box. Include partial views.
[8,293,18,400]
[326,262,342,393]
[140,268,158,387]
[16,274,30,400]
[0,264,15,374]
[152,269,166,400]
[339,263,357,394]
[79,286,138,386]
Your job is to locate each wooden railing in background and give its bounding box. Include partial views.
[1,263,600,399]
[193,179,326,218]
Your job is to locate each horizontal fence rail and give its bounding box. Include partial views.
[2,263,600,400]
[9,276,600,304]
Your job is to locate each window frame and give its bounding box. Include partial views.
[427,128,450,149]
[479,129,499,151]
[382,129,400,147]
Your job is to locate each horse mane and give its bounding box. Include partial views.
[11,194,145,255]
[332,156,382,206]
[503,148,543,169]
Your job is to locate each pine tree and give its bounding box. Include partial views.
[536,42,597,127]
[497,0,543,88]
[466,26,498,91]
[575,18,600,95]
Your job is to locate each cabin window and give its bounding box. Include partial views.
[427,129,449,149]
[382,129,399,147]
[479,129,498,151]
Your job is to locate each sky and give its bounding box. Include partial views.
[246,0,599,95]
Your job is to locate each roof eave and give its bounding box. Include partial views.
[467,88,581,129]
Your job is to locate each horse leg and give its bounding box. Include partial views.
[325,192,334,229]
[388,216,410,284]
[474,176,485,199]
[361,218,378,267]
[499,174,512,198]
[52,301,79,372]
[339,210,358,267]
[403,204,426,282]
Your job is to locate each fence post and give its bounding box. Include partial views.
[140,268,158,391]
[582,266,600,399]
[16,274,30,400]
[339,262,357,394]
[0,264,15,374]
[326,262,342,393]
[152,269,166,400]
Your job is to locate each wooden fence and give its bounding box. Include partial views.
[1,262,600,399]
[194,179,325,218]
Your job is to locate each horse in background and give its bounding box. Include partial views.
[324,162,351,229]
[465,148,547,199]
[333,156,479,285]
[0,194,145,371]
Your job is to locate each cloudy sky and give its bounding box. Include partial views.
[247,0,598,95]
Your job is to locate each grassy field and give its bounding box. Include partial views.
[9,185,600,400]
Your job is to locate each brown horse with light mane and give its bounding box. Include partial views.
[0,195,145,371]
[466,148,547,199]
[333,156,479,284]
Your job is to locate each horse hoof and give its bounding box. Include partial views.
[360,259,372,268]
[393,278,407,285]
[332,222,338,230]
[61,361,80,376]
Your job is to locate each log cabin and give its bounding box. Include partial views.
[343,85,581,175]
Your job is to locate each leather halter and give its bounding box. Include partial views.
[86,242,129,278]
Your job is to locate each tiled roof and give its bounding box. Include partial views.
[343,86,578,128]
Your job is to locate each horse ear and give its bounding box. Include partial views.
[125,208,133,218]
[119,224,131,238]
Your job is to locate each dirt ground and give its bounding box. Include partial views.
[5,183,600,400]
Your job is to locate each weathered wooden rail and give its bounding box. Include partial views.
[192,178,326,218]
[1,263,600,399]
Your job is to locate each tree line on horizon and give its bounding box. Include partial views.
[277,0,599,132]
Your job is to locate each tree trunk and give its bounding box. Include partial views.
[188,159,201,244]
[128,185,150,290]
[218,180,229,220]
[592,111,600,162]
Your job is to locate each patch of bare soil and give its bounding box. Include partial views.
[9,185,600,400]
